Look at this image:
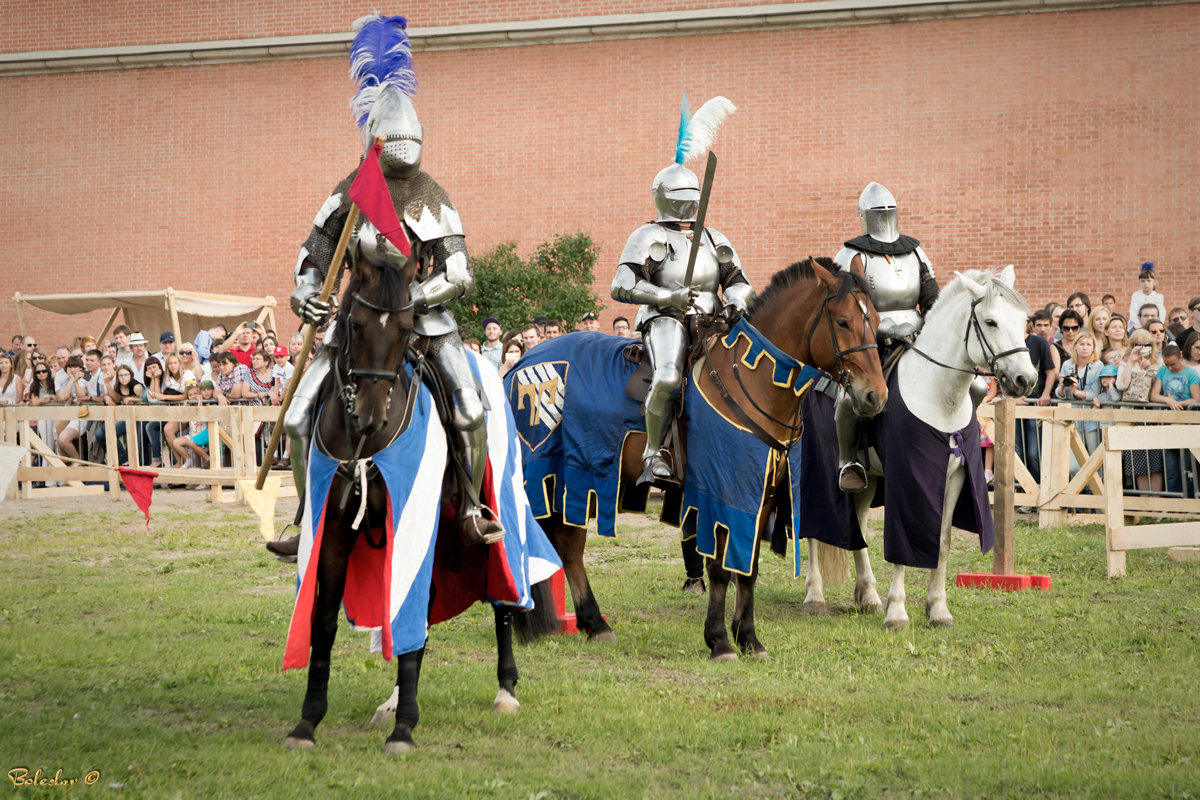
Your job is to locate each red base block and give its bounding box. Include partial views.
[548,569,595,635]
[956,573,1052,591]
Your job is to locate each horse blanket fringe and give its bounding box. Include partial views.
[283,353,561,671]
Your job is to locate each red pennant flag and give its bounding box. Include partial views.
[348,140,411,257]
[119,467,157,526]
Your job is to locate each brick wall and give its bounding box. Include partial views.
[0,1,791,51]
[2,4,1198,348]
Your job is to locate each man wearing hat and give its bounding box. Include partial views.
[127,332,151,383]
[154,331,176,364]
[579,311,600,332]
[480,318,503,367]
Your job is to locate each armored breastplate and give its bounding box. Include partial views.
[862,250,922,328]
[653,228,720,315]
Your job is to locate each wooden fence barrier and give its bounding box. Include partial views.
[979,401,1200,576]
[1,404,294,505]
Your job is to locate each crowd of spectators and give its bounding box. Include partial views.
[1,320,299,487]
[467,310,632,378]
[980,263,1200,497]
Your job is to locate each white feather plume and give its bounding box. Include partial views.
[678,96,737,164]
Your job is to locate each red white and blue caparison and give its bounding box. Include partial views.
[283,352,561,670]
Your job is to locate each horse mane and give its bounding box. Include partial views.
[334,263,413,330]
[747,256,868,319]
[925,268,1030,328]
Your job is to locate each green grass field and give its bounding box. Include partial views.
[1,497,1197,799]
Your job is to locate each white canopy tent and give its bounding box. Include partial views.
[13,288,278,350]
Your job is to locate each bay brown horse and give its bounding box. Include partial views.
[528,257,888,660]
[284,251,556,755]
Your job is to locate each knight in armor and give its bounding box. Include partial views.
[832,182,940,492]
[611,96,753,484]
[274,15,501,556]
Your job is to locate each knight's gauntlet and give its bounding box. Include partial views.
[290,271,331,327]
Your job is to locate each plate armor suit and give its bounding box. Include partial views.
[283,15,501,545]
[831,182,941,492]
[611,97,751,483]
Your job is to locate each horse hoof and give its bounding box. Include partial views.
[929,617,954,628]
[858,600,884,615]
[384,724,415,755]
[284,736,314,751]
[587,629,618,644]
[682,577,706,595]
[883,618,909,631]
[383,739,415,755]
[493,688,520,715]
[802,601,829,616]
[710,649,739,662]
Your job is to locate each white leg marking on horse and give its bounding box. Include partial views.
[927,453,964,628]
[884,564,909,629]
[803,538,828,615]
[493,688,520,715]
[853,547,883,614]
[370,685,400,726]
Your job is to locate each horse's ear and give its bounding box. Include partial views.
[955,271,987,300]
[810,257,840,293]
[998,263,1016,288]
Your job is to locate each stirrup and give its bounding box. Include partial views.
[838,462,868,493]
[266,525,301,562]
[637,450,672,485]
[460,506,504,546]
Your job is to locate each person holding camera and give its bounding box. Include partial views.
[217,321,259,368]
[1056,331,1103,453]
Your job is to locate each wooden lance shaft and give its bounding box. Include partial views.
[255,202,362,490]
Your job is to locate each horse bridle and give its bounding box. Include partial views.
[910,294,1028,378]
[336,290,414,418]
[708,287,877,452]
[805,286,879,392]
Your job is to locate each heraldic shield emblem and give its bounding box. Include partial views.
[510,361,569,452]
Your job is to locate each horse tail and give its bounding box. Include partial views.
[815,540,851,587]
[512,579,563,644]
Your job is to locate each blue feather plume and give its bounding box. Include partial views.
[349,14,417,129]
[674,94,690,165]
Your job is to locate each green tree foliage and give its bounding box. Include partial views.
[462,232,602,334]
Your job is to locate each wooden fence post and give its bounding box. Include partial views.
[992,398,1016,575]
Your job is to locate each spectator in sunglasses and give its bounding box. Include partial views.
[1054,309,1085,367]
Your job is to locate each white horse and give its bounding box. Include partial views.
[804,265,1036,628]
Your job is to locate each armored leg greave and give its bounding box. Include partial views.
[427,332,502,544]
[834,386,868,492]
[283,346,333,498]
[642,316,688,480]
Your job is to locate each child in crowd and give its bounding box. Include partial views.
[1097,364,1122,405]
[1127,263,1166,330]
[171,383,211,473]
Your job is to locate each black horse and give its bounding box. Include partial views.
[283,250,556,754]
